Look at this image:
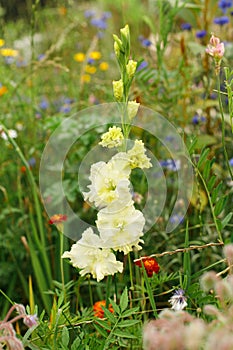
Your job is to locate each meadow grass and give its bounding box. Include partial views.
[0,0,233,349]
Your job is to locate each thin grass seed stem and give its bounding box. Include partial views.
[217,75,233,180]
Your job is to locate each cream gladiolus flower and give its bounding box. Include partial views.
[127,139,152,169]
[83,157,131,208]
[62,228,123,282]
[126,60,137,78]
[96,204,145,254]
[99,126,124,148]
[112,79,124,101]
[127,100,140,120]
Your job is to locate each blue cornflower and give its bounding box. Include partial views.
[90,18,107,30]
[138,36,152,48]
[39,99,49,110]
[59,104,71,113]
[214,16,229,25]
[192,115,206,124]
[169,214,184,225]
[218,0,233,14]
[159,159,181,171]
[101,11,112,20]
[28,157,36,167]
[141,38,152,47]
[229,158,233,166]
[168,289,187,311]
[192,115,199,124]
[63,97,74,104]
[181,23,192,31]
[87,58,95,64]
[84,9,95,18]
[196,30,207,38]
[38,54,46,61]
[137,60,148,71]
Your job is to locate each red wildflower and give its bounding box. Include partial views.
[134,256,160,277]
[48,214,67,225]
[93,300,114,318]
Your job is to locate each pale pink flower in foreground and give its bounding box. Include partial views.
[206,34,224,74]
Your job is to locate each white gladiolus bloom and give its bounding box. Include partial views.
[62,228,123,282]
[83,157,131,208]
[96,204,145,254]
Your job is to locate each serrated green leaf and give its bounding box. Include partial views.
[216,218,222,231]
[197,148,210,168]
[188,137,197,154]
[95,318,112,331]
[109,298,120,315]
[196,135,217,148]
[112,329,137,339]
[214,197,226,216]
[203,160,211,179]
[94,322,109,338]
[61,327,69,347]
[121,307,139,318]
[207,175,217,191]
[102,307,116,324]
[71,338,81,350]
[117,319,141,327]
[221,212,233,229]
[211,182,223,203]
[120,287,128,312]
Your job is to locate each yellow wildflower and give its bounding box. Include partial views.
[0,48,18,57]
[81,74,91,83]
[85,65,97,74]
[74,52,85,62]
[99,62,109,71]
[0,39,5,47]
[89,51,101,60]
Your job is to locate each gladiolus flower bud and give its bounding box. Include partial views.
[112,79,124,101]
[126,60,137,78]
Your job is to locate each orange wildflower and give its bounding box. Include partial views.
[49,214,67,224]
[0,85,7,96]
[134,256,160,277]
[93,300,114,318]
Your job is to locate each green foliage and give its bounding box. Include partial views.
[0,0,233,349]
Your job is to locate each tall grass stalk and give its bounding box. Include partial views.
[0,124,52,312]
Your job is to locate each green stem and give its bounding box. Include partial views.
[59,231,66,302]
[192,160,223,242]
[142,265,158,318]
[217,75,233,180]
[128,253,134,291]
[88,276,93,307]
[106,275,111,309]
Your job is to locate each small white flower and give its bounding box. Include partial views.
[62,228,123,282]
[168,289,187,311]
[0,129,18,140]
[96,203,145,254]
